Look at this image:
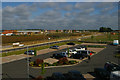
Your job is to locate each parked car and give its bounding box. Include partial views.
[51,52,68,59]
[50,45,59,49]
[74,47,86,51]
[94,62,120,80]
[71,53,85,59]
[110,71,120,80]
[78,50,94,56]
[24,50,35,55]
[67,42,75,45]
[65,70,86,80]
[51,72,65,80]
[66,49,77,55]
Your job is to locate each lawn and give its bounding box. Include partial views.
[81,33,119,42]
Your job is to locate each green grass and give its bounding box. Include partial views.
[86,45,106,48]
[81,33,119,42]
[2,41,82,57]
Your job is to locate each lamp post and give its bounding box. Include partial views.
[48,37,51,48]
[27,46,29,79]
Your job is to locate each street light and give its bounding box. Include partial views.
[48,37,51,48]
[27,46,29,79]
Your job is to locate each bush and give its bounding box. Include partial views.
[69,60,77,64]
[29,61,34,66]
[34,75,44,80]
[58,57,69,65]
[52,62,58,66]
[35,59,44,66]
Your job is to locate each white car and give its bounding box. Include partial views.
[66,49,77,54]
[110,71,120,80]
[74,47,86,51]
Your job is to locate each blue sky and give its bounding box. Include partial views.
[2,2,118,30]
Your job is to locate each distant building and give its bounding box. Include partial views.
[17,30,40,35]
[2,30,17,36]
[47,30,56,33]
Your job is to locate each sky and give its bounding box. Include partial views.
[2,2,119,30]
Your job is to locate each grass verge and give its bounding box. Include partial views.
[86,45,106,48]
[2,41,82,57]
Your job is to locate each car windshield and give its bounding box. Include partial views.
[73,50,76,51]
[53,46,57,47]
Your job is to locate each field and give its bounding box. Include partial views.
[2,32,91,45]
[81,33,119,42]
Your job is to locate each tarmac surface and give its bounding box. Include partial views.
[2,45,120,79]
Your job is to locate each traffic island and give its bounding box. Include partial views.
[29,57,80,69]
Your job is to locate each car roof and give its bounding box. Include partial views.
[52,72,64,76]
[68,70,81,74]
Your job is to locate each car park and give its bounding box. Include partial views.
[65,70,86,80]
[50,45,59,49]
[51,52,68,59]
[94,62,120,80]
[24,50,35,55]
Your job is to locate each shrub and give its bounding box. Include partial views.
[58,57,69,65]
[29,61,34,66]
[52,62,58,66]
[35,59,44,66]
[34,75,44,80]
[69,60,77,64]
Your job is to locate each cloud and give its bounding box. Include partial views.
[2,2,118,30]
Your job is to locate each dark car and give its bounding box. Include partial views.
[50,45,59,49]
[94,62,120,80]
[65,70,86,80]
[51,72,65,80]
[94,68,110,79]
[24,50,35,55]
[71,53,85,60]
[71,50,93,59]
[67,42,75,45]
[51,52,67,59]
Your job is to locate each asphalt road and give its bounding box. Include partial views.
[2,45,119,79]
[1,39,73,53]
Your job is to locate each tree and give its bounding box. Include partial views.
[99,27,113,32]
[67,48,70,57]
[34,49,37,56]
[56,30,58,32]
[41,63,46,75]
[63,30,66,32]
[91,35,94,40]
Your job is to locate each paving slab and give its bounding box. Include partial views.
[83,74,95,80]
[87,48,105,53]
[44,58,58,64]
